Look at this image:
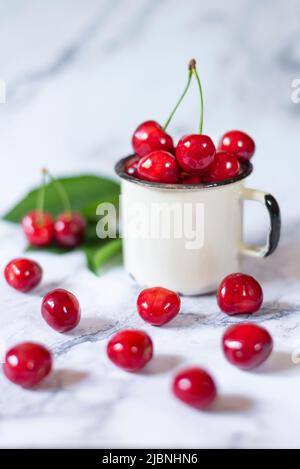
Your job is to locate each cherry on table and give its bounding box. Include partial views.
[176,134,216,174]
[137,286,181,326]
[3,342,52,387]
[54,212,86,248]
[217,273,263,315]
[132,120,174,157]
[172,367,217,409]
[41,288,81,332]
[107,329,153,371]
[124,155,140,177]
[218,130,255,161]
[4,258,42,292]
[137,150,179,183]
[222,323,273,370]
[202,151,240,183]
[22,211,54,247]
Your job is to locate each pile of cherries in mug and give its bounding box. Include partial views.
[124,59,255,185]
[4,258,272,410]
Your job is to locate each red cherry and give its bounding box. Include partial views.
[217,273,263,315]
[54,212,86,248]
[180,172,202,184]
[218,130,255,161]
[176,135,216,174]
[172,367,217,409]
[41,288,81,332]
[3,342,52,387]
[124,155,140,177]
[137,151,179,183]
[222,323,273,370]
[107,329,153,371]
[4,258,42,292]
[22,211,54,247]
[132,120,174,157]
[137,286,181,326]
[202,151,240,183]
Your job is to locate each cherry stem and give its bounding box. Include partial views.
[162,63,194,131]
[189,59,204,134]
[44,169,72,217]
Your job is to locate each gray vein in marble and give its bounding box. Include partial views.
[7,0,120,104]
[52,320,118,357]
[5,0,161,109]
[103,0,162,53]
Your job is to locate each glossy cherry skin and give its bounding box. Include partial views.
[137,286,181,326]
[137,151,179,183]
[203,151,240,183]
[176,134,216,174]
[107,329,153,372]
[54,212,86,248]
[172,367,217,409]
[22,211,54,247]
[217,273,263,315]
[124,155,140,177]
[132,120,174,157]
[41,288,81,332]
[222,323,273,370]
[3,342,52,387]
[218,130,255,161]
[180,172,202,184]
[4,258,42,292]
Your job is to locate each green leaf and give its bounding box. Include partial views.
[25,244,69,255]
[82,239,123,274]
[25,218,123,275]
[2,174,120,223]
[3,174,123,276]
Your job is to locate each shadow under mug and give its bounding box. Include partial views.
[115,156,281,295]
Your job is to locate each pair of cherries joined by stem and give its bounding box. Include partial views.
[22,169,86,249]
[129,59,255,185]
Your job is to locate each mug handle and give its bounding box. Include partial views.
[240,188,281,258]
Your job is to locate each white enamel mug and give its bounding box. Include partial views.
[115,157,280,295]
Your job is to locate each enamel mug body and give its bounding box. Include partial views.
[115,157,280,295]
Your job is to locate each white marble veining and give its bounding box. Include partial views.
[0,0,300,448]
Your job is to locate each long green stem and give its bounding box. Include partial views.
[163,66,193,131]
[44,169,72,217]
[190,61,204,134]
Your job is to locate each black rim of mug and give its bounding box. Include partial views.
[115,155,253,190]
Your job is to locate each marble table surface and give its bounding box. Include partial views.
[0,0,300,448]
